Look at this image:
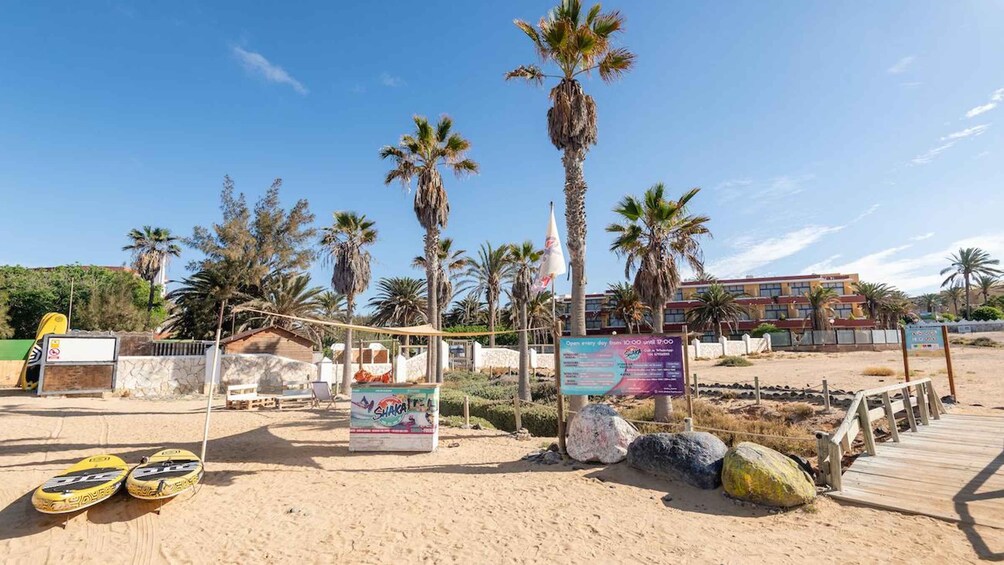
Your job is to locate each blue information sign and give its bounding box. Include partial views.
[904,326,945,351]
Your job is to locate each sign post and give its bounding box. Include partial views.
[554,320,566,455]
[941,325,956,398]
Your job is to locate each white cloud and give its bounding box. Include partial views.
[941,124,989,141]
[852,203,881,223]
[964,88,1004,118]
[911,142,956,165]
[706,225,845,278]
[380,72,405,87]
[713,174,813,208]
[887,56,915,74]
[232,46,308,95]
[910,232,935,241]
[800,233,1004,292]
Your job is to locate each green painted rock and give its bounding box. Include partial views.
[722,442,815,508]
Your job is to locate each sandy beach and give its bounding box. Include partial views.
[1,374,1001,564]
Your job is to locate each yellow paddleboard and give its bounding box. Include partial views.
[31,454,129,514]
[19,312,68,390]
[126,449,204,500]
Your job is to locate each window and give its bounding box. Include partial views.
[789,282,811,296]
[834,305,853,319]
[664,309,686,323]
[737,309,752,321]
[607,314,625,328]
[764,304,788,320]
[823,282,845,294]
[585,299,603,312]
[695,286,710,295]
[673,289,684,301]
[586,318,602,330]
[759,283,782,298]
[724,284,745,296]
[701,331,717,343]
[796,306,814,318]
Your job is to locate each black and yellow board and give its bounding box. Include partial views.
[126,449,204,500]
[31,454,130,514]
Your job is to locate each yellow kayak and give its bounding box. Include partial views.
[31,454,129,514]
[126,449,204,500]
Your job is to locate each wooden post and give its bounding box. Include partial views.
[915,383,930,425]
[822,379,831,413]
[828,441,843,491]
[683,417,693,432]
[554,321,566,455]
[900,327,911,383]
[754,376,761,405]
[693,372,699,398]
[926,381,941,421]
[902,388,918,432]
[941,325,957,399]
[857,400,876,456]
[881,392,900,442]
[513,391,522,432]
[682,325,693,419]
[463,395,470,429]
[814,431,829,486]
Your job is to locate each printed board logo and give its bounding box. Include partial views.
[623,346,642,361]
[373,396,408,426]
[47,340,61,362]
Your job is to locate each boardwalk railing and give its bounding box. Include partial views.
[814,378,945,491]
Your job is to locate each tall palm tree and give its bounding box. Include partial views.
[685,284,751,340]
[507,241,543,402]
[412,237,466,314]
[318,291,346,321]
[805,286,840,331]
[607,184,710,421]
[974,274,1000,305]
[852,281,892,321]
[368,277,427,356]
[381,115,478,383]
[461,242,514,347]
[915,293,941,317]
[321,211,377,394]
[525,290,556,345]
[941,283,964,316]
[941,247,1002,318]
[606,281,648,334]
[447,294,486,326]
[123,225,182,327]
[239,272,324,343]
[877,290,913,329]
[506,0,634,414]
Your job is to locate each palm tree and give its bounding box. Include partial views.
[413,237,466,314]
[382,115,478,384]
[685,284,751,340]
[607,184,710,421]
[941,247,1002,318]
[525,290,556,345]
[123,225,182,327]
[321,211,377,394]
[368,277,427,357]
[318,291,346,321]
[852,281,892,321]
[461,242,514,347]
[240,272,324,343]
[941,283,964,316]
[507,241,543,402]
[447,294,486,326]
[606,282,648,334]
[915,293,941,317]
[974,274,1000,305]
[506,0,635,414]
[878,290,914,329]
[805,286,840,331]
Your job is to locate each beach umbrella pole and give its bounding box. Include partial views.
[200,299,227,462]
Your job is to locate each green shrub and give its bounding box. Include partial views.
[439,388,558,437]
[970,306,1003,321]
[716,355,753,367]
[440,415,495,429]
[939,312,957,322]
[750,323,779,338]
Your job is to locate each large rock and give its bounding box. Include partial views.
[566,404,639,464]
[627,432,727,489]
[722,442,816,508]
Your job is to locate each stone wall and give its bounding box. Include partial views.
[220,354,318,392]
[116,355,205,397]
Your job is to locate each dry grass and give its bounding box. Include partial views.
[862,366,895,377]
[715,355,753,367]
[779,402,815,422]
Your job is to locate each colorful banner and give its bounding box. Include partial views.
[350,386,438,435]
[559,334,685,396]
[904,326,945,351]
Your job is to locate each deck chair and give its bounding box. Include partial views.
[310,381,335,409]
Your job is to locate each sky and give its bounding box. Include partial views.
[1,1,1003,309]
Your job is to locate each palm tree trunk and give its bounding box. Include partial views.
[200,298,227,462]
[964,276,972,319]
[146,277,156,328]
[488,295,497,348]
[341,299,354,395]
[652,303,672,422]
[518,301,530,402]
[563,147,589,416]
[423,229,440,383]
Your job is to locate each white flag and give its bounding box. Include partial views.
[533,206,566,292]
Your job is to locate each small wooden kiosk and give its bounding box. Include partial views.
[349,383,440,452]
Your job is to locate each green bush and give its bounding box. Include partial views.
[939,312,957,322]
[750,323,779,338]
[439,388,558,437]
[970,306,1003,321]
[440,415,495,429]
[716,355,753,367]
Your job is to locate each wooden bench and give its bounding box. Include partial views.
[275,382,313,411]
[225,383,275,410]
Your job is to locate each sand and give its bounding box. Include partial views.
[2,342,1003,564]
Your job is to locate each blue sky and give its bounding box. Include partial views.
[2,1,1003,307]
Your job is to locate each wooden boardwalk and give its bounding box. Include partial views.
[830,413,1004,529]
